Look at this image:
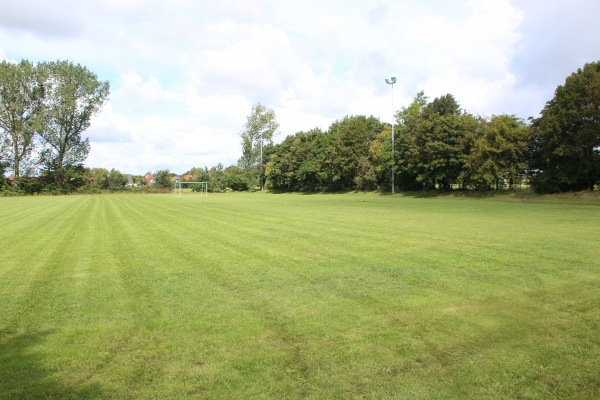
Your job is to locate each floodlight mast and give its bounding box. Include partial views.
[385,77,396,194]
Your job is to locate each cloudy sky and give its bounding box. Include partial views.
[1,0,599,175]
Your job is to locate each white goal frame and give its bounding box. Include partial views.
[175,181,208,197]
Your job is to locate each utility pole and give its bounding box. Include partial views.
[385,77,396,194]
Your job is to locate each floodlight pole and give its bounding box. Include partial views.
[385,77,396,194]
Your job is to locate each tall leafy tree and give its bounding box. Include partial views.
[107,168,126,189]
[87,167,109,188]
[238,102,279,189]
[408,94,466,190]
[39,61,109,186]
[266,128,325,192]
[464,115,530,190]
[395,91,428,190]
[154,169,173,189]
[0,60,46,180]
[208,163,226,192]
[318,115,384,191]
[224,165,250,191]
[530,61,600,193]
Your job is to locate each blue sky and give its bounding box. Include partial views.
[1,0,599,175]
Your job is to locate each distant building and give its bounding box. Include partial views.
[145,173,154,186]
[124,174,136,187]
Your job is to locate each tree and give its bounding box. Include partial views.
[407,94,466,190]
[530,62,600,193]
[0,60,46,180]
[224,165,249,191]
[0,161,7,189]
[208,163,226,192]
[318,115,384,191]
[154,169,173,189]
[107,168,125,189]
[394,91,429,190]
[87,167,109,188]
[266,128,325,192]
[39,61,109,186]
[464,115,530,190]
[238,102,279,189]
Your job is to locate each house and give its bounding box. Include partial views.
[145,173,154,186]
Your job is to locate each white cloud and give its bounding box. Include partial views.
[1,0,598,173]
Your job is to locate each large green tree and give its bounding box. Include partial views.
[0,60,46,179]
[318,115,384,191]
[87,167,109,188]
[530,61,600,193]
[238,102,279,189]
[39,61,109,186]
[266,128,326,192]
[154,169,173,189]
[394,91,429,190]
[407,94,467,190]
[464,115,530,190]
[107,168,126,189]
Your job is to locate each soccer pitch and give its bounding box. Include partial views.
[1,192,599,399]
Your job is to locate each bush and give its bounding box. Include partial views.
[226,175,249,191]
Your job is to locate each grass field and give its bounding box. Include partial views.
[1,192,599,399]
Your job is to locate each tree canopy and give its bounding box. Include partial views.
[39,61,110,186]
[0,59,109,188]
[0,60,45,179]
[238,102,279,190]
[2,60,599,195]
[530,61,600,193]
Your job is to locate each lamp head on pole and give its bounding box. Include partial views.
[385,77,396,85]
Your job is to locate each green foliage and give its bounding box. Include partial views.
[107,168,126,189]
[38,61,109,186]
[87,167,109,188]
[238,102,280,189]
[530,61,600,193]
[153,169,173,189]
[207,164,226,192]
[0,60,46,179]
[425,93,461,116]
[394,92,429,190]
[319,115,384,191]
[265,92,534,193]
[464,115,530,190]
[407,102,468,190]
[267,116,386,192]
[0,59,108,192]
[266,128,325,192]
[0,161,7,189]
[14,176,43,194]
[224,165,249,191]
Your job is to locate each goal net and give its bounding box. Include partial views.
[175,181,208,197]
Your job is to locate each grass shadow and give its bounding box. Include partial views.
[0,328,105,399]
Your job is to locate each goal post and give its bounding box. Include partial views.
[175,181,208,197]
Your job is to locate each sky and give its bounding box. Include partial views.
[1,0,599,175]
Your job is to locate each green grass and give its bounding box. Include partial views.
[1,192,599,399]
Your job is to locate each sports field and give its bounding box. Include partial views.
[1,192,599,399]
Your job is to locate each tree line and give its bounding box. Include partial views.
[2,60,598,195]
[232,62,599,194]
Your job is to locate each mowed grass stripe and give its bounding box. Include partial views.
[110,194,600,396]
[1,192,599,399]
[0,196,94,326]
